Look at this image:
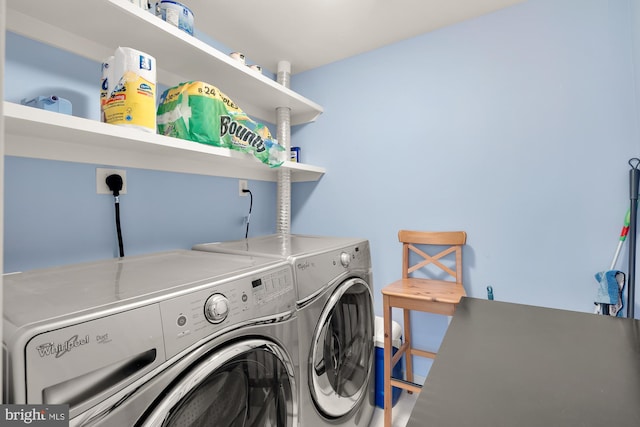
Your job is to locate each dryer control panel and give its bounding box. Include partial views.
[159,264,294,359]
[294,241,372,301]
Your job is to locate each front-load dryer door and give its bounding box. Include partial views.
[139,339,297,427]
[310,278,374,418]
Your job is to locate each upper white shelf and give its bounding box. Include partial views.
[6,0,323,125]
[4,102,325,182]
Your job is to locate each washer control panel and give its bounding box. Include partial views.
[159,264,294,359]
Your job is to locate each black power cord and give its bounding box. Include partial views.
[106,174,125,257]
[243,189,253,238]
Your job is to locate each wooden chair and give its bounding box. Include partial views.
[381,230,467,427]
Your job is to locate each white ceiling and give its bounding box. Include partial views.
[185,0,524,74]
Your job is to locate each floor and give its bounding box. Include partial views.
[368,391,420,427]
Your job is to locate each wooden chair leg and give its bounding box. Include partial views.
[383,295,393,427]
[403,308,413,385]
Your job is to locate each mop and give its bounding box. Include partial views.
[595,158,640,317]
[627,158,639,318]
[594,209,628,316]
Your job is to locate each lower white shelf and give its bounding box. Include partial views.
[3,102,325,182]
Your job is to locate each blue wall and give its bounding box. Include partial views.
[4,0,640,379]
[633,0,640,128]
[289,0,640,373]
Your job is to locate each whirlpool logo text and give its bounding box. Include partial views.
[36,334,90,358]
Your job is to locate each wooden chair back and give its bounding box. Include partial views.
[399,230,467,283]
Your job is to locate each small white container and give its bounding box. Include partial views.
[155,1,194,35]
[230,52,246,65]
[248,64,262,74]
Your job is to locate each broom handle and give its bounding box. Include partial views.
[611,240,624,270]
[611,209,630,270]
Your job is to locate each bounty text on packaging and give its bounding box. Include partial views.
[156,81,285,167]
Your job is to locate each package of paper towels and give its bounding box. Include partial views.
[102,47,156,132]
[100,56,114,123]
[156,81,285,167]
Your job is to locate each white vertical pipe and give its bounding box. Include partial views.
[277,60,291,89]
[276,61,292,234]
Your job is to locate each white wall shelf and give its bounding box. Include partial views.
[4,102,325,182]
[4,0,326,182]
[6,0,323,126]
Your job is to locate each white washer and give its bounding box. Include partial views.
[194,234,376,427]
[3,250,299,427]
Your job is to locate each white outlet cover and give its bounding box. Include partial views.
[239,179,248,196]
[97,168,127,194]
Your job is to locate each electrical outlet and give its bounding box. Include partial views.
[97,168,127,194]
[239,179,248,196]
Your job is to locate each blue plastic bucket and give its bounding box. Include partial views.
[374,316,403,409]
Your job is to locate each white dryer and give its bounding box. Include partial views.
[193,234,376,427]
[3,250,299,427]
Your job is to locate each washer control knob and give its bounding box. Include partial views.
[340,252,351,267]
[204,294,230,324]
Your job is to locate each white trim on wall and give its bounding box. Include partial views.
[1,0,7,402]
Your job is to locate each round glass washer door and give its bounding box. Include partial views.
[310,278,374,418]
[140,339,296,427]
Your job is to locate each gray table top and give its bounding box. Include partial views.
[407,297,640,427]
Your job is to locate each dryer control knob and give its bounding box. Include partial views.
[204,294,230,324]
[340,252,351,267]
